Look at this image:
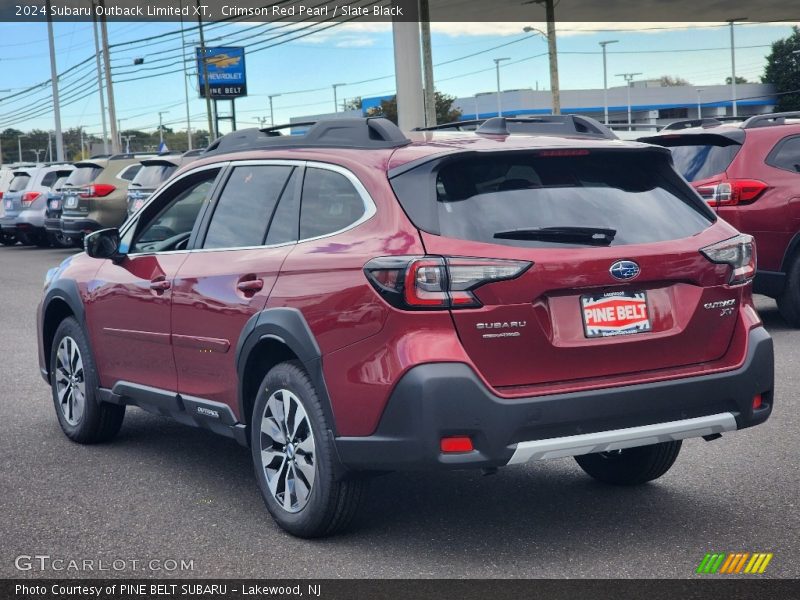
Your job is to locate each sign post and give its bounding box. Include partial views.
[196,46,247,135]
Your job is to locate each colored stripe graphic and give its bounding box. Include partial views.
[699,552,773,574]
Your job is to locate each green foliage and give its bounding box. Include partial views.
[761,26,800,112]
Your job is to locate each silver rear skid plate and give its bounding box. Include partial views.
[507,412,738,464]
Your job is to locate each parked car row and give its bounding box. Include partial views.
[0,149,201,248]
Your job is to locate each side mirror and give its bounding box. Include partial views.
[85,228,123,261]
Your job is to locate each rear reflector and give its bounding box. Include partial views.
[440,436,474,453]
[752,395,763,410]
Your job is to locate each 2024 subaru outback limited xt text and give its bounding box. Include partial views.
[37,117,774,537]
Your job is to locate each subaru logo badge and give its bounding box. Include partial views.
[610,260,640,281]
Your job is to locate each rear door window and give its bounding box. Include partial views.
[390,151,714,248]
[766,136,800,174]
[202,165,295,249]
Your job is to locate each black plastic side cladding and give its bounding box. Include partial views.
[235,307,337,437]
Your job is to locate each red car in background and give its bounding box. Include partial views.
[37,117,773,537]
[642,112,800,326]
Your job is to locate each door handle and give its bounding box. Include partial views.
[150,279,171,291]
[237,279,264,293]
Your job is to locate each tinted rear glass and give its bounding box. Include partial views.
[669,144,741,182]
[391,151,714,248]
[132,164,177,189]
[66,166,102,187]
[9,174,31,191]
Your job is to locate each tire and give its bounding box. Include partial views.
[575,440,682,485]
[0,233,15,246]
[17,232,34,246]
[251,361,368,538]
[47,231,73,249]
[49,317,125,444]
[777,253,800,328]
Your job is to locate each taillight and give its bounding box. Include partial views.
[694,179,768,207]
[700,234,756,285]
[364,256,531,310]
[22,191,42,206]
[88,184,116,198]
[0,192,4,200]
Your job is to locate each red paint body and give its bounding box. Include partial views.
[38,133,764,438]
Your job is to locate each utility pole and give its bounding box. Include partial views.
[419,0,436,127]
[494,58,510,117]
[530,0,561,114]
[616,72,641,131]
[178,0,192,150]
[98,0,119,153]
[728,18,747,117]
[18,135,27,163]
[391,17,425,131]
[91,5,109,155]
[599,40,618,124]
[158,111,170,146]
[332,83,345,113]
[45,0,64,162]
[268,94,281,126]
[197,0,215,140]
[47,132,53,162]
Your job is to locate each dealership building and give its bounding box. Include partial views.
[293,82,777,131]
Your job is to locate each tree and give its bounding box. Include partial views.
[725,76,749,85]
[659,75,690,86]
[761,25,800,112]
[342,97,362,112]
[367,91,462,126]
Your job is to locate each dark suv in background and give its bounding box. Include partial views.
[642,112,800,326]
[38,117,773,537]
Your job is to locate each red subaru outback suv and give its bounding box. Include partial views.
[37,117,774,537]
[641,112,800,326]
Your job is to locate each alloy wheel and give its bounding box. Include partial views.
[54,336,86,426]
[259,389,316,513]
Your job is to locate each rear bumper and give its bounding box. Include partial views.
[334,326,774,471]
[15,209,46,230]
[0,216,17,232]
[44,217,62,233]
[61,217,100,237]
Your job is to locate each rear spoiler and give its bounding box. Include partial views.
[73,161,105,169]
[638,130,745,147]
[139,158,181,168]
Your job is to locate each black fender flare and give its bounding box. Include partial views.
[235,307,336,434]
[43,278,85,326]
[781,230,800,273]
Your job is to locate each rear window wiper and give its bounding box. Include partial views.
[493,226,616,246]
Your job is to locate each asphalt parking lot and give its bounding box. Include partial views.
[1,244,797,579]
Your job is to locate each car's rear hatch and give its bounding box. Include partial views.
[2,171,33,217]
[390,147,742,389]
[61,162,105,216]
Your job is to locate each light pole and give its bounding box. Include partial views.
[616,72,641,130]
[727,18,747,118]
[178,0,192,150]
[158,111,170,146]
[33,149,44,162]
[599,40,618,124]
[17,135,27,163]
[45,0,64,162]
[493,57,511,117]
[91,5,109,155]
[117,118,125,151]
[268,93,281,126]
[332,83,345,113]
[121,135,135,153]
[696,88,704,119]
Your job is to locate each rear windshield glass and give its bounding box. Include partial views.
[131,164,177,189]
[391,151,714,248]
[9,174,31,192]
[65,166,102,187]
[669,144,741,182]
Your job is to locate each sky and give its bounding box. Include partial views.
[0,20,796,136]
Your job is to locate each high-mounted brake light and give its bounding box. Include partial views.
[536,149,590,157]
[364,256,531,310]
[694,179,768,207]
[21,191,42,206]
[700,234,756,285]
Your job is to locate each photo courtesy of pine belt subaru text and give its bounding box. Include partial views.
[36,116,775,538]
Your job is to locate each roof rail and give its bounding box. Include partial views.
[476,115,617,140]
[742,111,800,129]
[204,117,411,155]
[181,148,206,157]
[108,152,156,160]
[413,119,487,132]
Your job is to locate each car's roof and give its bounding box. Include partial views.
[186,130,656,175]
